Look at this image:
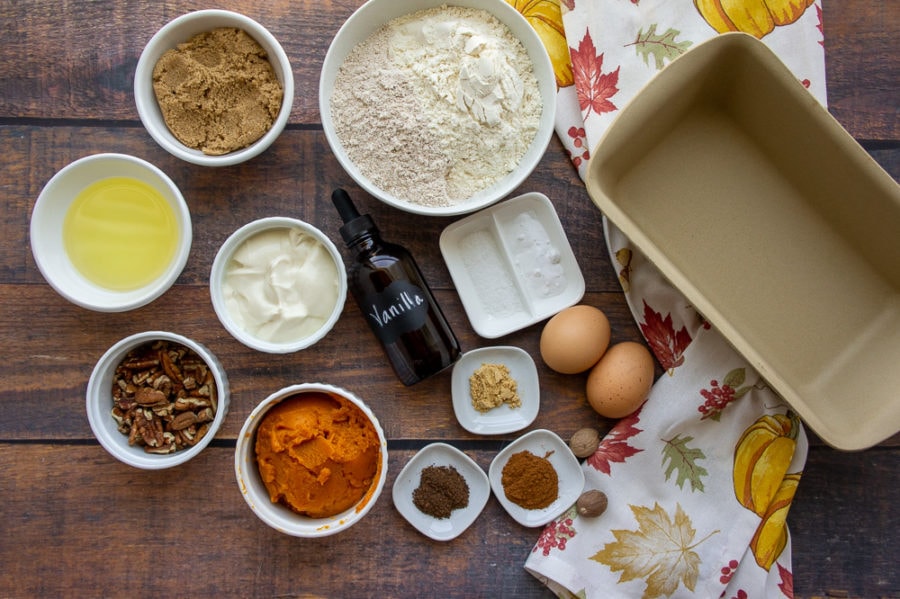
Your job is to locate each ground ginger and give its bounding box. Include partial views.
[468,362,521,412]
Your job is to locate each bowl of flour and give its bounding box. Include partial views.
[319,0,556,216]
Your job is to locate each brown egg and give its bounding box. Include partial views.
[539,305,611,374]
[586,341,655,418]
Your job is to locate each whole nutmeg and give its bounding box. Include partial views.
[569,427,601,458]
[576,489,608,517]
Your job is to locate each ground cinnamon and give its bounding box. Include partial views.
[500,450,558,510]
[412,464,469,519]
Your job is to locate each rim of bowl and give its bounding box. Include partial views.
[29,153,192,313]
[209,217,348,354]
[134,9,295,167]
[85,331,230,470]
[234,383,388,537]
[318,0,557,216]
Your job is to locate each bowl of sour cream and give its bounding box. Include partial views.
[210,217,347,353]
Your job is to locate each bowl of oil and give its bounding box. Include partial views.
[30,153,192,312]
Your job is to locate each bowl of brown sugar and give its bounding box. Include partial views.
[135,9,294,167]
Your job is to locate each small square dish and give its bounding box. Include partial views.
[451,346,539,435]
[440,192,585,338]
[392,443,491,541]
[585,33,900,450]
[489,429,584,528]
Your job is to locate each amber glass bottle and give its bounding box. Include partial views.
[332,189,460,385]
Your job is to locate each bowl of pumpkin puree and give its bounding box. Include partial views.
[235,383,387,537]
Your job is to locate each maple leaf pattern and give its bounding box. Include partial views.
[587,411,643,475]
[777,562,794,597]
[660,434,708,492]
[775,563,794,599]
[815,3,824,46]
[639,300,692,373]
[592,502,718,598]
[628,24,692,70]
[570,30,620,117]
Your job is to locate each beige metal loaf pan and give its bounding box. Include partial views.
[585,33,900,451]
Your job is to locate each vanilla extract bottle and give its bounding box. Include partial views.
[332,189,461,385]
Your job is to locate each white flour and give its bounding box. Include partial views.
[330,6,542,207]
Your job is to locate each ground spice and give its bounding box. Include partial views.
[412,464,470,519]
[501,450,558,509]
[152,27,283,155]
[469,362,521,412]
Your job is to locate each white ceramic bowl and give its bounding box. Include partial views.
[451,346,540,435]
[392,443,490,541]
[86,331,230,470]
[30,153,192,312]
[134,9,294,166]
[209,217,348,353]
[235,383,389,537]
[440,192,585,338]
[319,0,556,216]
[489,429,585,527]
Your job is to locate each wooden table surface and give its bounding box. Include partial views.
[1,1,897,597]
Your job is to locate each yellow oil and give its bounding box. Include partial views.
[63,176,179,291]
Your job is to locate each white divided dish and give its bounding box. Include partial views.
[489,429,584,528]
[440,192,585,338]
[451,346,539,435]
[392,443,491,541]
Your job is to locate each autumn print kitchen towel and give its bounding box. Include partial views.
[513,0,824,597]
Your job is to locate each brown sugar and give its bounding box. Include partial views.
[152,27,284,155]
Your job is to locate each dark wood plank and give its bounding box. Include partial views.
[0,445,549,598]
[790,446,900,597]
[823,1,900,140]
[0,282,641,441]
[0,1,896,141]
[0,0,898,597]
[1,444,896,597]
[1,128,611,289]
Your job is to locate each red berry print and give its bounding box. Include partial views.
[533,512,576,556]
[719,559,740,584]
[698,368,750,420]
[566,126,590,169]
[699,380,736,420]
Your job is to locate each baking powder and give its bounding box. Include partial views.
[330,6,542,207]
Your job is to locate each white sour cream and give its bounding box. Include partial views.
[223,227,340,343]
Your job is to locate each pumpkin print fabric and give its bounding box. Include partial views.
[517,0,822,596]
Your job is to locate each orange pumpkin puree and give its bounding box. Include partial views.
[255,392,381,518]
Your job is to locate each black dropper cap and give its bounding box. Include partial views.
[332,188,377,245]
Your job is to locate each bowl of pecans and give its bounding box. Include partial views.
[86,331,229,469]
